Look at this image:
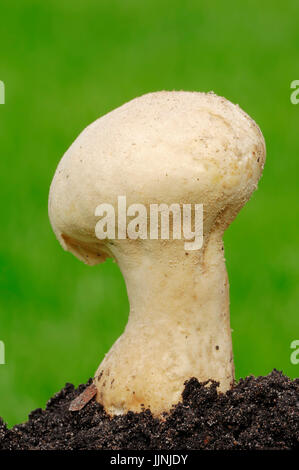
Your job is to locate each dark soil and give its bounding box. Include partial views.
[0,370,298,450]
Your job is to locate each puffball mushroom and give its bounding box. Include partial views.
[49,91,265,417]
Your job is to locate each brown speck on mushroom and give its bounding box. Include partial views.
[97,371,103,382]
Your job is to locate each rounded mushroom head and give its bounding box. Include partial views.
[49,91,265,262]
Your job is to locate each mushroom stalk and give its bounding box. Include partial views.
[96,231,234,415]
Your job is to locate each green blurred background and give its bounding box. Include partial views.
[0,0,298,427]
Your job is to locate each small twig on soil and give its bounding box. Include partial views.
[69,383,97,411]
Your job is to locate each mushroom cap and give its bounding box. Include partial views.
[49,91,265,264]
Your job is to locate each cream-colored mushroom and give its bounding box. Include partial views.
[49,91,265,417]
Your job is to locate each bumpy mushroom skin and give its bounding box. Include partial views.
[49,91,266,416]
